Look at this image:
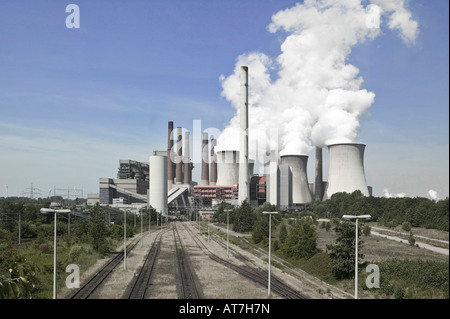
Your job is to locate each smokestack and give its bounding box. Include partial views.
[201,132,209,185]
[314,147,324,201]
[184,131,191,184]
[210,138,217,186]
[280,155,312,204]
[167,121,175,189]
[175,126,183,184]
[238,66,249,204]
[323,143,369,200]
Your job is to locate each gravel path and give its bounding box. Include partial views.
[61,222,341,299]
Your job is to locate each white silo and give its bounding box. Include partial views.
[323,143,369,200]
[280,155,313,204]
[149,155,168,216]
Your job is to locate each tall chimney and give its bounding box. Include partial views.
[175,126,183,184]
[167,121,175,190]
[184,131,191,184]
[201,132,209,185]
[210,138,217,186]
[238,66,249,204]
[314,147,324,201]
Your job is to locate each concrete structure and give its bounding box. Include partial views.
[210,138,217,186]
[280,155,313,204]
[167,121,175,190]
[323,143,369,200]
[238,66,249,204]
[267,161,280,206]
[216,150,240,186]
[117,160,149,180]
[314,147,324,201]
[99,178,148,204]
[149,155,168,216]
[201,132,209,186]
[279,164,292,207]
[184,131,191,185]
[175,126,183,185]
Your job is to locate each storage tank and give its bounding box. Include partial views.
[149,155,168,216]
[280,155,313,204]
[323,143,369,200]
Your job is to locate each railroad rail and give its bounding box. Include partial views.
[173,223,203,299]
[121,230,165,299]
[182,221,308,299]
[67,236,141,299]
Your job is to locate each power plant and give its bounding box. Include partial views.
[89,66,372,216]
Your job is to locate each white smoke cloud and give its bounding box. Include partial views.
[383,188,406,198]
[216,0,418,159]
[427,189,439,201]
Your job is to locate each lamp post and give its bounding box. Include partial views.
[224,209,232,258]
[40,204,71,299]
[262,211,278,297]
[140,209,143,247]
[124,209,128,271]
[342,214,371,299]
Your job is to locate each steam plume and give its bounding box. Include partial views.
[216,0,418,158]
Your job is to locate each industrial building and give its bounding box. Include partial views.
[88,65,372,217]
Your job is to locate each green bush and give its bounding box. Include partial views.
[68,245,84,262]
[402,222,412,232]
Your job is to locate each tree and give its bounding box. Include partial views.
[233,201,256,233]
[87,203,108,254]
[279,222,288,244]
[283,218,317,260]
[252,213,269,244]
[327,221,365,279]
[0,259,37,299]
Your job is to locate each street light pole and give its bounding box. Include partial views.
[224,209,232,258]
[53,211,57,298]
[342,214,371,299]
[263,211,278,297]
[40,205,70,299]
[140,210,143,247]
[124,210,127,271]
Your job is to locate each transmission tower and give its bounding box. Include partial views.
[22,183,42,199]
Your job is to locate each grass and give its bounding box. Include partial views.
[2,237,106,298]
[242,219,449,299]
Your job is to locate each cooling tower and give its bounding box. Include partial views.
[175,126,183,184]
[167,121,175,189]
[216,150,239,186]
[210,138,217,186]
[201,132,209,186]
[149,155,168,216]
[323,143,369,200]
[280,155,313,204]
[238,66,249,204]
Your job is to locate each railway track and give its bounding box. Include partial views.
[121,230,165,299]
[182,221,308,299]
[67,236,142,299]
[173,222,204,299]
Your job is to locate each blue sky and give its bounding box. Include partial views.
[0,0,448,200]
